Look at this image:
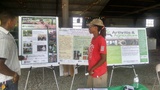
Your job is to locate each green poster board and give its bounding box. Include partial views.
[106,27,149,66]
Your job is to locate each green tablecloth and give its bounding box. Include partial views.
[108,84,148,90]
[77,84,148,90]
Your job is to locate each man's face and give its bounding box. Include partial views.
[8,18,17,30]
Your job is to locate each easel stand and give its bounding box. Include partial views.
[109,65,137,87]
[70,64,80,90]
[24,65,59,90]
[70,64,87,90]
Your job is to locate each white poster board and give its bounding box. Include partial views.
[59,27,149,66]
[19,16,59,68]
[59,28,92,65]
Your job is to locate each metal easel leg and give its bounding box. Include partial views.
[42,67,45,90]
[109,66,115,87]
[70,71,76,90]
[70,64,78,90]
[84,66,88,86]
[51,66,59,90]
[132,65,137,75]
[24,67,32,90]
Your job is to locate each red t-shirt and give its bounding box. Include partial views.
[88,35,107,78]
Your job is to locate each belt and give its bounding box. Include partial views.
[0,82,3,86]
[0,79,12,84]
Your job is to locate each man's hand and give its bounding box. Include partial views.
[18,55,24,60]
[12,72,19,83]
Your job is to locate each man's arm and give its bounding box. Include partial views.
[0,58,15,76]
[0,58,19,83]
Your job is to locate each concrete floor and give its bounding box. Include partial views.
[18,49,160,90]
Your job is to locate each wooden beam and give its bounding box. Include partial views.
[109,5,145,8]
[120,3,160,17]
[103,11,129,13]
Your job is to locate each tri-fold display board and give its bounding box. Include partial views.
[18,16,149,68]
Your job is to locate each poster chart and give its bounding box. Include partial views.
[59,27,149,66]
[59,28,92,65]
[19,16,59,68]
[106,27,149,66]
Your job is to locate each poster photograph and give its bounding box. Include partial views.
[21,17,56,29]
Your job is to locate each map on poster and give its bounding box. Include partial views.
[19,16,59,68]
[59,28,149,66]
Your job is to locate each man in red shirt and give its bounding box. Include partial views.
[87,19,107,88]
